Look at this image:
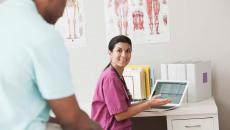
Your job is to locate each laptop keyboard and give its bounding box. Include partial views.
[152,106,175,109]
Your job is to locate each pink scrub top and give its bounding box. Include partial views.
[91,66,132,130]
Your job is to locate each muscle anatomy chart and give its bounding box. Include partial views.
[104,0,170,44]
[55,0,86,47]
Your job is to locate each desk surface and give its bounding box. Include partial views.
[135,97,218,117]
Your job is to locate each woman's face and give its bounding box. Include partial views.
[109,42,132,69]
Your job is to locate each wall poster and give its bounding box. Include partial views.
[55,0,86,47]
[104,0,170,44]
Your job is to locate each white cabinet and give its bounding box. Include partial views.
[136,97,219,130]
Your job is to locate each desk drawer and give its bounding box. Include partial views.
[172,117,214,130]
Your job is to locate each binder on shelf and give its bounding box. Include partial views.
[186,61,212,102]
[167,64,178,80]
[126,65,151,97]
[123,68,146,99]
[149,66,155,93]
[176,63,187,80]
[160,64,168,80]
[175,63,188,103]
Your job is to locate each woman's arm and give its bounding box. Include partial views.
[114,98,170,121]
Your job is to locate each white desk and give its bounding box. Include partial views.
[135,97,219,130]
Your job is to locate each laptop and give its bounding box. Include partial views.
[145,80,189,112]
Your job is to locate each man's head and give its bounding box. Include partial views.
[34,0,67,24]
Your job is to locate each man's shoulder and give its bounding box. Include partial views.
[28,20,63,47]
[32,21,60,39]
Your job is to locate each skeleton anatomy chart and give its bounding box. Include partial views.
[55,0,86,47]
[105,0,169,44]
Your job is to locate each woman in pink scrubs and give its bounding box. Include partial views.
[91,35,170,130]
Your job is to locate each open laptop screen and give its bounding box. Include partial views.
[152,81,187,104]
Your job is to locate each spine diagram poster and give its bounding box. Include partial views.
[104,0,170,44]
[55,0,86,47]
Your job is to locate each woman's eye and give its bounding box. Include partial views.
[126,49,132,53]
[117,49,122,53]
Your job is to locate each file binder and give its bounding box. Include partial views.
[123,68,146,99]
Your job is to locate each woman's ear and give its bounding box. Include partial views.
[108,50,112,56]
[108,50,113,59]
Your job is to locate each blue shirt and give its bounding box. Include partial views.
[0,0,75,130]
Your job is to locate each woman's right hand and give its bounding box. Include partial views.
[147,95,171,108]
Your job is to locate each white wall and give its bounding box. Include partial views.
[67,0,230,130]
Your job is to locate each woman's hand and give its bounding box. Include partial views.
[147,95,171,108]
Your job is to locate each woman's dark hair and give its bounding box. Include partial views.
[104,35,132,70]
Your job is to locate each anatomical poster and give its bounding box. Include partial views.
[104,0,170,44]
[55,0,86,47]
